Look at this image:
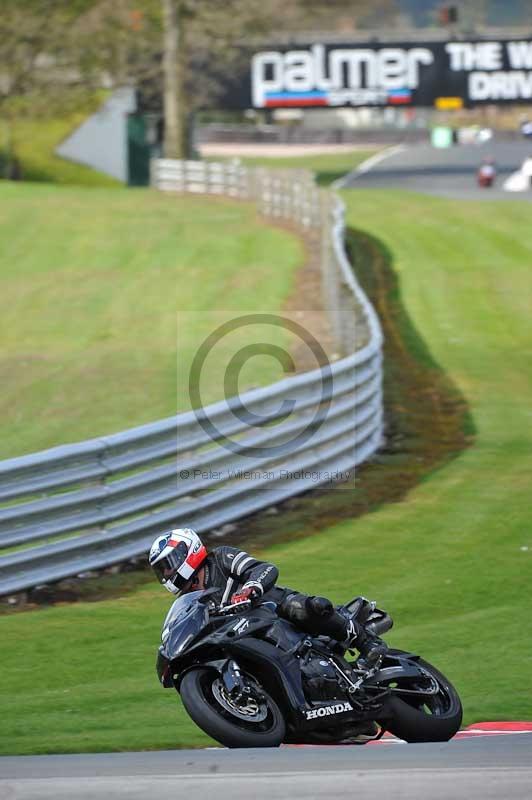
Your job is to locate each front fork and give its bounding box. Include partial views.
[220,659,264,704]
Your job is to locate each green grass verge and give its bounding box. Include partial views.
[1,188,531,755]
[0,103,120,186]
[208,149,378,186]
[326,190,532,725]
[0,183,303,459]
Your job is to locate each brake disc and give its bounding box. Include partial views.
[211,678,268,722]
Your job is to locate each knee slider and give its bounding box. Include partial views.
[279,593,309,623]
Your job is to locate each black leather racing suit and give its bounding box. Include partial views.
[201,545,353,643]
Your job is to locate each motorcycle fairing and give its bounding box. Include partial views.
[157,602,280,687]
[219,638,371,732]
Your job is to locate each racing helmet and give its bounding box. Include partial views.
[149,528,207,595]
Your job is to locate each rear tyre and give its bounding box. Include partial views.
[376,654,462,743]
[180,667,286,748]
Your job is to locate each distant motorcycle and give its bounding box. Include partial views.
[156,589,463,747]
[477,162,496,188]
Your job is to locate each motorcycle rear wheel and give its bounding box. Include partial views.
[180,667,286,748]
[376,653,462,743]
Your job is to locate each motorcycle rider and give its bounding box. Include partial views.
[477,156,496,187]
[149,527,387,666]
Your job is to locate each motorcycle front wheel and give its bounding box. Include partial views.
[376,651,463,743]
[179,667,286,748]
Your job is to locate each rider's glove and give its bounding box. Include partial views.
[230,582,262,605]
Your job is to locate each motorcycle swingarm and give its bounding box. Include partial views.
[367,655,439,698]
[371,651,425,684]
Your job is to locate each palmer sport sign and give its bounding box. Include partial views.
[246,39,532,109]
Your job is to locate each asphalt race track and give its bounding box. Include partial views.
[341,140,532,200]
[1,730,532,800]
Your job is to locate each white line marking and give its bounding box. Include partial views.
[5,767,528,784]
[332,145,407,190]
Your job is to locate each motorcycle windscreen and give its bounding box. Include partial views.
[160,589,210,659]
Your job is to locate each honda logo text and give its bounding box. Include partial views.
[305,701,352,720]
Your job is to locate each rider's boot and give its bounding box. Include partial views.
[343,618,388,667]
[305,596,388,665]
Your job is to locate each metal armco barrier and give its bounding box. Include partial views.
[0,161,383,597]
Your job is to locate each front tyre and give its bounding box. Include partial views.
[377,654,463,743]
[180,668,286,748]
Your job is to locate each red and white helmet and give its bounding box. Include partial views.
[149,528,207,595]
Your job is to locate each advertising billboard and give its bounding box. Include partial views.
[235,39,532,109]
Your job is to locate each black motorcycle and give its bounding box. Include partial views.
[156,588,462,747]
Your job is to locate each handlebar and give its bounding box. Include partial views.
[214,599,252,615]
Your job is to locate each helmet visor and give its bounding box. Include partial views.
[152,541,190,592]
